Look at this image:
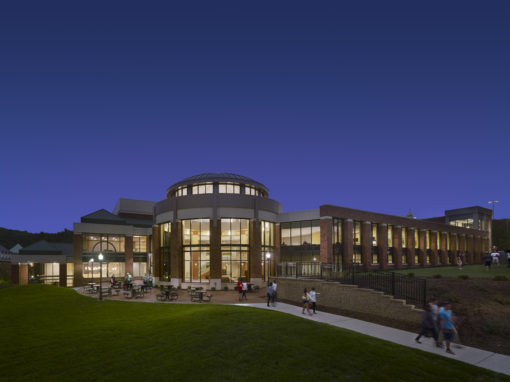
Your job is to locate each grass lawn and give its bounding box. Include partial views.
[1,285,509,381]
[395,264,510,279]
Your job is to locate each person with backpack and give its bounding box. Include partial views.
[266,282,274,307]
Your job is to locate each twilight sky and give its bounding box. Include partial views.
[1,1,509,233]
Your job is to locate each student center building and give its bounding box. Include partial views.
[11,173,492,287]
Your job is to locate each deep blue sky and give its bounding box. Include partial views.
[1,1,509,232]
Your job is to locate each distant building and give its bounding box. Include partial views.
[9,244,22,254]
[10,173,492,287]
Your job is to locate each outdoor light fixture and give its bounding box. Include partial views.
[89,258,94,283]
[98,253,103,301]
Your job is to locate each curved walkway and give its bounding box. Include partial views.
[236,302,510,377]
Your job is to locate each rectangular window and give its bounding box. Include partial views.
[402,227,407,248]
[414,229,419,249]
[388,225,393,247]
[291,222,301,246]
[301,221,312,245]
[333,219,342,244]
[426,230,431,250]
[134,236,148,252]
[83,235,125,252]
[281,223,291,245]
[160,223,171,247]
[447,233,451,250]
[311,220,320,245]
[371,223,378,246]
[437,232,441,249]
[261,221,274,247]
[353,221,361,245]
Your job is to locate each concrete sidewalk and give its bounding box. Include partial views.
[236,302,510,377]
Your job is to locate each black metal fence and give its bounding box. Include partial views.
[276,262,427,307]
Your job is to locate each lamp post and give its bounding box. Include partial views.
[98,253,104,301]
[488,200,499,250]
[89,258,94,284]
[266,252,271,281]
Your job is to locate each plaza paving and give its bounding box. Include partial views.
[77,285,510,377]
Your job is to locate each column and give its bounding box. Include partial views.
[274,223,281,265]
[209,219,222,288]
[393,225,402,269]
[170,221,183,286]
[430,231,439,266]
[73,233,83,286]
[474,236,481,263]
[11,264,20,285]
[249,220,262,284]
[459,234,466,264]
[19,264,28,285]
[342,219,353,269]
[59,263,67,287]
[152,225,160,280]
[418,229,426,266]
[467,235,474,264]
[361,221,371,270]
[320,217,333,264]
[125,236,134,275]
[440,232,448,264]
[451,233,457,263]
[407,228,415,267]
[378,224,388,270]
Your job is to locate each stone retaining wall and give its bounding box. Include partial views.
[275,278,422,325]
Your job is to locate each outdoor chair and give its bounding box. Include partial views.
[190,292,201,302]
[156,293,166,301]
[168,292,178,301]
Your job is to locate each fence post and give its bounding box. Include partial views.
[423,279,427,308]
[391,272,395,296]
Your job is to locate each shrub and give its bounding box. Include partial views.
[493,276,509,281]
[458,275,469,280]
[433,274,442,279]
[211,287,216,291]
[223,286,229,291]
[407,273,414,277]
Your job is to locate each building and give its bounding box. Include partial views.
[10,173,492,287]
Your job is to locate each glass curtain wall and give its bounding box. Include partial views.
[281,221,320,246]
[182,219,210,283]
[221,218,249,282]
[333,218,343,270]
[353,221,361,264]
[401,227,408,264]
[371,223,378,264]
[387,225,393,264]
[261,221,275,281]
[83,235,125,253]
[159,223,171,280]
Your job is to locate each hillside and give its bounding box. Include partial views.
[0,227,73,250]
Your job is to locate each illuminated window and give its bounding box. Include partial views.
[353,221,361,245]
[387,225,393,247]
[134,236,148,252]
[83,235,125,252]
[402,227,407,248]
[219,183,240,194]
[160,223,171,247]
[333,219,343,244]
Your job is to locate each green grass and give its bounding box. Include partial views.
[395,264,510,279]
[1,285,508,382]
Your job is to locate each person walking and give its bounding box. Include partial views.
[272,280,278,305]
[483,252,492,271]
[440,302,455,355]
[302,288,312,315]
[266,282,274,307]
[415,304,440,346]
[237,279,243,301]
[309,287,319,314]
[507,250,510,268]
[241,281,248,301]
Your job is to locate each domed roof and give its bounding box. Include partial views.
[167,173,268,195]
